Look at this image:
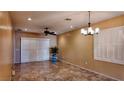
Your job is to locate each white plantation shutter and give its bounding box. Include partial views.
[94,26,124,65]
[21,38,50,63]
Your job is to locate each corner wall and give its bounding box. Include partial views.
[58,15,124,80]
[0,12,13,80]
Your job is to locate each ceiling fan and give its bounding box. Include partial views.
[44,27,56,36]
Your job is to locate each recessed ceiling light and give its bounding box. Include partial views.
[24,28,28,31]
[27,17,32,21]
[70,25,73,28]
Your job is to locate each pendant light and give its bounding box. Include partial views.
[81,11,100,36]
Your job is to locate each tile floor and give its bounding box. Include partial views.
[13,61,115,81]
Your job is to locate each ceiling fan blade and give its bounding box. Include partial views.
[43,27,56,36]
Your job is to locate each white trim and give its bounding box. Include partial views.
[58,58,120,81]
[94,26,124,65]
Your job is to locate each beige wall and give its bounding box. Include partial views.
[14,31,57,63]
[0,12,13,80]
[58,15,124,80]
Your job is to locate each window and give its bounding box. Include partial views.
[94,26,124,65]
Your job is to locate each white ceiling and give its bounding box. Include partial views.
[10,11,124,34]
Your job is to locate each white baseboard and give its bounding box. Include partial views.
[58,59,120,81]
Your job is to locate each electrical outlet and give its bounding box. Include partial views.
[12,70,15,76]
[84,61,88,64]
